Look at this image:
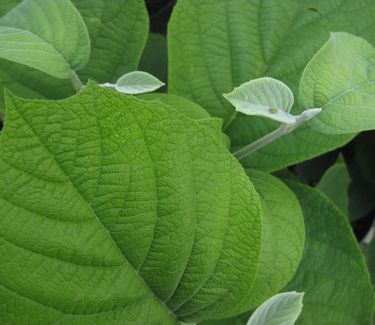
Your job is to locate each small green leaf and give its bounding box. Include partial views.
[115,71,165,94]
[317,157,350,216]
[0,0,90,79]
[299,32,375,134]
[247,292,304,325]
[224,78,295,124]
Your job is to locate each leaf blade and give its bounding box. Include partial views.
[247,292,304,325]
[0,83,262,323]
[115,71,165,94]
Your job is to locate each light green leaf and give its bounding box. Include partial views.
[0,0,149,113]
[168,0,375,171]
[115,71,165,94]
[299,32,375,134]
[317,157,350,216]
[0,0,90,78]
[247,292,304,325]
[224,78,295,124]
[231,170,304,313]
[284,182,374,325]
[0,83,262,323]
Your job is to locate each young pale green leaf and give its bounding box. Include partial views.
[115,71,165,94]
[227,170,304,314]
[284,182,374,325]
[247,292,304,325]
[299,32,375,134]
[224,78,295,124]
[168,0,375,171]
[317,157,350,217]
[0,0,90,79]
[0,83,262,323]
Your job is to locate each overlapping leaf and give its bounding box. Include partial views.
[0,0,90,79]
[168,0,375,171]
[299,33,375,134]
[285,183,374,324]
[0,0,149,113]
[0,83,262,323]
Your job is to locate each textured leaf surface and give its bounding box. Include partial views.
[0,83,262,323]
[139,93,211,120]
[115,71,165,94]
[299,33,375,134]
[0,0,90,78]
[168,0,375,171]
[72,0,149,83]
[285,182,374,325]
[224,78,295,124]
[139,93,231,148]
[247,292,304,325]
[0,0,148,112]
[235,171,304,313]
[317,158,350,216]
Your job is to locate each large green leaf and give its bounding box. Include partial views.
[0,0,149,113]
[299,33,375,134]
[0,83,262,323]
[284,182,374,324]
[168,0,375,171]
[0,0,90,79]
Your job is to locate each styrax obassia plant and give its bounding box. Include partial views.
[0,0,374,324]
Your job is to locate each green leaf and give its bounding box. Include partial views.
[299,33,375,134]
[139,93,231,148]
[139,33,168,84]
[284,182,374,325]
[0,0,90,79]
[138,93,211,120]
[224,78,295,124]
[168,0,375,171]
[0,0,149,113]
[233,170,304,313]
[72,0,149,83]
[317,157,350,216]
[0,83,262,323]
[115,71,165,94]
[247,292,304,325]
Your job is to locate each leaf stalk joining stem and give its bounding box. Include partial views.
[233,108,322,160]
